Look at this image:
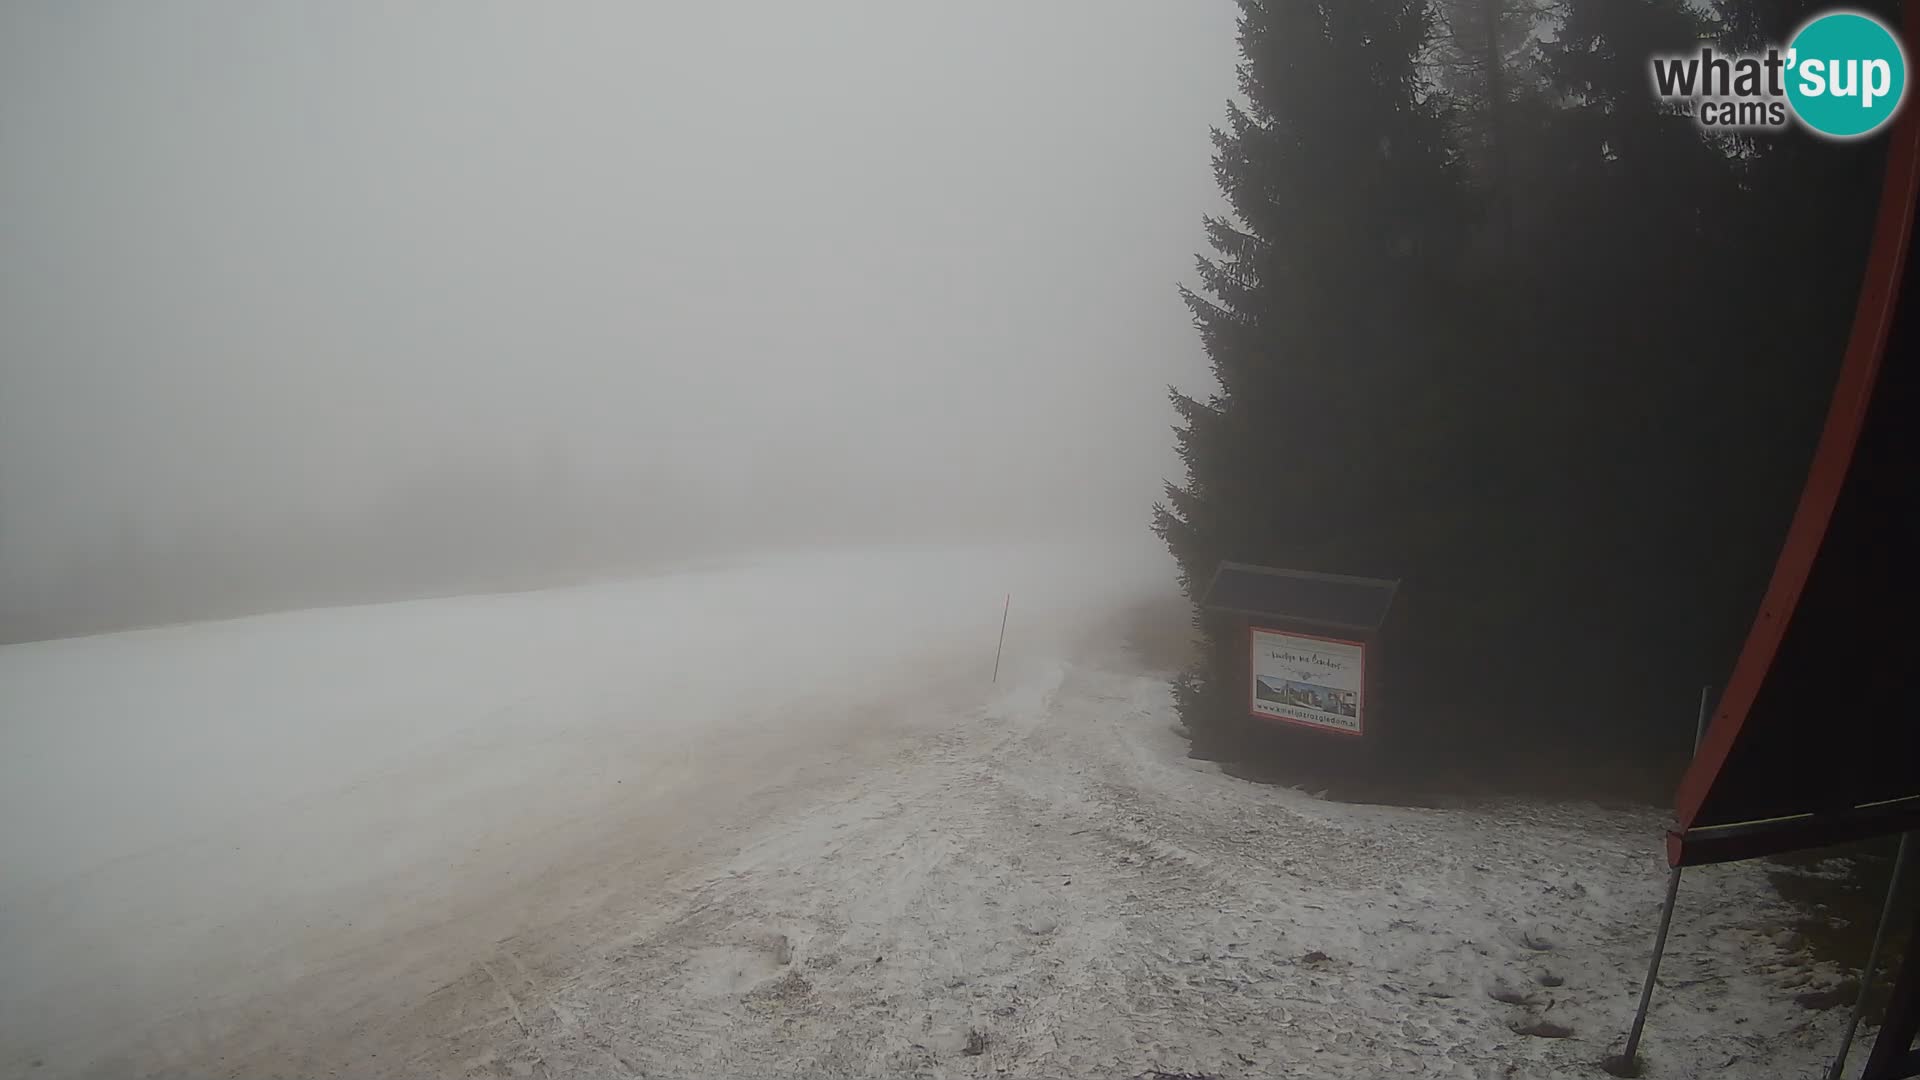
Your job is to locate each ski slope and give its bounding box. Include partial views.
[0,541,1164,1076]
[0,540,1860,1079]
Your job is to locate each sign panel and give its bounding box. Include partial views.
[1248,627,1365,736]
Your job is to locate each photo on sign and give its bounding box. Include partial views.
[1248,628,1364,735]
[1255,677,1358,717]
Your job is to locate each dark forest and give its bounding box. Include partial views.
[1154,0,1894,789]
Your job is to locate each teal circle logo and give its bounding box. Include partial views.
[1786,11,1908,139]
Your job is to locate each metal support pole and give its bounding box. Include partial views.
[1617,866,1684,1070]
[1860,889,1920,1080]
[1830,831,1916,1080]
[1608,686,1714,1076]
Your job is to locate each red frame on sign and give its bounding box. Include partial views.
[1246,625,1366,738]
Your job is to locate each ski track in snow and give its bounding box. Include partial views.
[0,542,1862,1079]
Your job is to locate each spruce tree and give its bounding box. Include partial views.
[1430,0,1554,262]
[1154,0,1464,750]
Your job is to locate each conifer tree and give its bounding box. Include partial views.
[1154,0,1464,746]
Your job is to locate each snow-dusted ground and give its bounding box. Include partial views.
[0,541,1860,1079]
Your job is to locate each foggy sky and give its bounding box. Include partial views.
[0,3,1238,638]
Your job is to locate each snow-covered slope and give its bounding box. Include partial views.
[0,540,1169,1077]
[0,540,1855,1079]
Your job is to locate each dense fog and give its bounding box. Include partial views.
[3,3,1907,1076]
[0,3,1238,643]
